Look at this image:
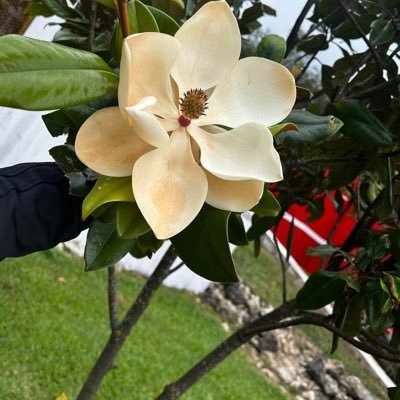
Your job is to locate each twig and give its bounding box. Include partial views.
[327,198,353,244]
[87,0,97,51]
[344,75,400,100]
[77,245,177,400]
[335,52,372,99]
[360,328,400,355]
[286,0,315,56]
[296,48,320,83]
[108,266,119,334]
[117,0,130,38]
[273,231,287,304]
[167,261,185,277]
[337,0,383,68]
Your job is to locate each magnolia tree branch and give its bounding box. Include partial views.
[345,75,400,100]
[117,0,130,38]
[273,232,287,303]
[337,0,383,68]
[155,300,302,400]
[87,0,97,50]
[156,301,400,399]
[108,265,119,334]
[285,0,315,56]
[77,245,177,400]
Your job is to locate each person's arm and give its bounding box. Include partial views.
[0,162,89,260]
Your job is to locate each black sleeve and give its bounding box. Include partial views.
[0,162,89,260]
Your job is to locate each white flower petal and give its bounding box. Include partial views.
[132,129,207,239]
[171,0,240,94]
[205,170,264,212]
[188,123,283,182]
[125,99,169,148]
[75,107,153,177]
[198,57,296,127]
[160,118,181,132]
[119,33,180,118]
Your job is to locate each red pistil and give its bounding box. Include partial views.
[178,115,191,127]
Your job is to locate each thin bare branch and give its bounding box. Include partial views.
[77,245,177,400]
[286,0,315,56]
[107,265,119,334]
[117,0,130,38]
[273,231,287,304]
[87,0,97,51]
[344,75,400,100]
[337,0,383,68]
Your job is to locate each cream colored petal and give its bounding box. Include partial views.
[171,1,240,94]
[125,99,169,148]
[132,129,207,239]
[205,170,264,212]
[160,118,180,132]
[189,123,283,182]
[75,107,153,177]
[118,33,180,118]
[198,57,296,128]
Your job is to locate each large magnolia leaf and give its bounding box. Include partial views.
[296,270,346,310]
[277,110,343,143]
[82,176,134,220]
[0,35,118,110]
[171,205,238,282]
[85,219,134,271]
[332,99,393,146]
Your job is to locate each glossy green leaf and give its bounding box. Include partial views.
[298,34,328,53]
[365,279,394,335]
[25,1,53,17]
[66,169,99,197]
[341,294,364,337]
[171,205,238,282]
[96,0,115,8]
[269,123,298,136]
[42,0,78,18]
[255,34,286,63]
[276,110,343,143]
[148,5,180,35]
[43,110,76,138]
[111,0,159,61]
[228,213,248,246]
[332,99,393,146]
[296,270,346,310]
[49,144,86,173]
[251,189,281,217]
[85,219,134,271]
[247,215,277,241]
[307,244,337,258]
[384,273,400,302]
[137,231,164,258]
[82,176,134,220]
[370,19,395,45]
[0,35,118,111]
[116,202,150,239]
[152,0,185,20]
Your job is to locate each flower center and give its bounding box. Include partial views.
[178,89,208,126]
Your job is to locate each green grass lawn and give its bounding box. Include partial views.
[0,248,288,400]
[234,245,387,399]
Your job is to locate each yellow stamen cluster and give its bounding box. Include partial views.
[179,88,208,120]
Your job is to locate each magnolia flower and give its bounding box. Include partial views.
[75,0,296,239]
